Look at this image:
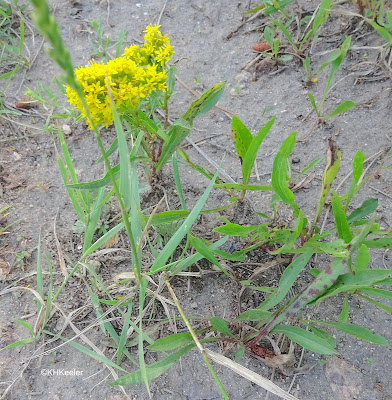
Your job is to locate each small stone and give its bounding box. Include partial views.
[13,152,22,161]
[62,124,72,135]
[190,301,198,309]
[292,157,300,164]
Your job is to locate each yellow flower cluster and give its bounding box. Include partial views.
[66,25,174,128]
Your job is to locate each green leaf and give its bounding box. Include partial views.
[337,294,349,323]
[299,157,323,177]
[331,190,352,243]
[270,17,298,52]
[354,244,369,273]
[271,325,338,354]
[242,116,275,187]
[314,321,388,346]
[307,324,337,348]
[234,309,272,322]
[210,317,234,338]
[108,86,132,209]
[148,332,193,352]
[214,183,272,191]
[156,82,225,172]
[109,344,195,386]
[324,100,356,119]
[150,164,221,273]
[0,337,36,352]
[314,139,341,226]
[359,287,392,300]
[317,269,392,301]
[271,131,297,207]
[307,92,318,115]
[264,26,274,49]
[259,250,313,311]
[190,235,227,275]
[214,221,266,237]
[231,116,253,164]
[364,238,392,249]
[345,151,365,211]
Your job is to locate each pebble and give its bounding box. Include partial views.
[190,301,198,309]
[292,157,300,164]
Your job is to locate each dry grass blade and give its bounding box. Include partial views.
[204,348,300,400]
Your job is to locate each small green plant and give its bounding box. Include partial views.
[0,204,17,235]
[259,25,293,62]
[3,1,390,399]
[306,36,357,120]
[87,18,127,62]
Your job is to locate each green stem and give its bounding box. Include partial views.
[165,275,229,399]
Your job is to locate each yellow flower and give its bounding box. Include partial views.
[65,25,174,129]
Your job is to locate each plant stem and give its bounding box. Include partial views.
[165,274,229,400]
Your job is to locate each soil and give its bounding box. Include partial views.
[1,1,392,399]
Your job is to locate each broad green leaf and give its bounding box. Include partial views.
[150,165,221,273]
[271,325,338,354]
[148,332,193,352]
[242,116,275,187]
[316,269,392,301]
[109,344,195,385]
[156,82,225,172]
[314,139,341,225]
[352,151,365,182]
[324,100,356,119]
[331,190,352,243]
[259,250,313,311]
[337,294,349,323]
[307,324,337,348]
[271,131,297,207]
[210,316,234,338]
[214,221,267,237]
[234,309,272,322]
[314,321,388,346]
[354,244,369,273]
[264,26,274,49]
[231,116,253,164]
[364,238,392,249]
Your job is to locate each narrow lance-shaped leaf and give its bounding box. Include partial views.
[231,116,253,165]
[271,131,297,208]
[242,116,275,187]
[314,321,388,346]
[151,164,221,273]
[268,259,347,331]
[313,139,341,227]
[331,190,352,243]
[271,325,338,355]
[156,82,225,172]
[324,100,356,119]
[354,244,369,273]
[345,151,365,211]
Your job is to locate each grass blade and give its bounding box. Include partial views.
[150,164,221,273]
